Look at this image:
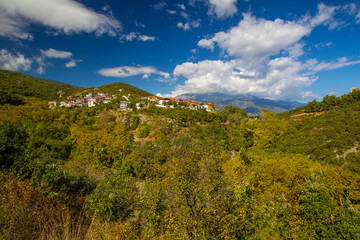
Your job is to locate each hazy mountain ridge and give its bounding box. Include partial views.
[176,93,305,115]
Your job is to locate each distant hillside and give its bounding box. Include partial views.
[0,70,153,104]
[176,93,304,115]
[0,69,81,101]
[79,82,152,98]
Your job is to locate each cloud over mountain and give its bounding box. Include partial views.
[172,3,360,101]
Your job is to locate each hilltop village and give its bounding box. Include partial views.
[49,92,216,112]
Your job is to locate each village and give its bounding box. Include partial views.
[48,92,117,108]
[49,92,216,112]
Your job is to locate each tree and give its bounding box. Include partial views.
[0,120,27,168]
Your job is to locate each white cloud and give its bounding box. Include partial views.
[177,4,186,10]
[36,66,45,74]
[138,35,156,42]
[37,49,81,72]
[173,4,360,101]
[172,55,360,101]
[198,13,311,59]
[40,48,73,59]
[65,61,76,68]
[208,0,238,19]
[156,92,173,98]
[65,59,82,68]
[153,2,167,10]
[311,57,360,72]
[177,20,201,31]
[167,9,177,14]
[0,49,32,71]
[0,10,34,40]
[142,74,150,79]
[97,66,170,79]
[356,10,360,23]
[134,21,146,28]
[120,32,156,42]
[310,2,360,29]
[310,3,339,29]
[172,58,317,100]
[181,11,190,20]
[0,0,122,39]
[120,32,137,41]
[285,44,305,59]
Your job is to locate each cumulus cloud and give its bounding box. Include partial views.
[177,20,201,31]
[65,59,82,68]
[198,13,311,59]
[173,3,360,101]
[97,66,170,79]
[208,0,238,19]
[40,48,73,59]
[172,54,360,101]
[65,61,76,68]
[172,58,317,100]
[0,0,122,39]
[37,48,80,72]
[120,32,156,42]
[0,49,32,71]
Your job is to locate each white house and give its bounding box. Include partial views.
[120,101,130,111]
[87,98,98,107]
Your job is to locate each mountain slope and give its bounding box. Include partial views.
[176,93,304,115]
[0,69,81,101]
[0,70,153,104]
[80,82,152,98]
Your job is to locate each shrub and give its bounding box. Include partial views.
[136,125,150,138]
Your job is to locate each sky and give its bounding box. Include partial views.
[1,0,360,102]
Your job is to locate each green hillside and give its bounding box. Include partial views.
[86,82,152,97]
[0,69,81,102]
[1,76,360,239]
[0,70,153,107]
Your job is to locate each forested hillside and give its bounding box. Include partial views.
[0,69,81,102]
[0,70,152,106]
[1,77,360,239]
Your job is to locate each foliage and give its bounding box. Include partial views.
[1,72,360,239]
[0,90,25,106]
[135,125,150,138]
[0,120,27,168]
[0,69,81,101]
[305,90,360,113]
[86,172,137,221]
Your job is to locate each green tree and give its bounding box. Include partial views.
[0,120,27,168]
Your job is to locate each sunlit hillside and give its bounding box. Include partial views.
[1,71,360,239]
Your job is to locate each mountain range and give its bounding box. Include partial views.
[176,93,305,115]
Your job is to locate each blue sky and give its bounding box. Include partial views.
[1,0,360,101]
